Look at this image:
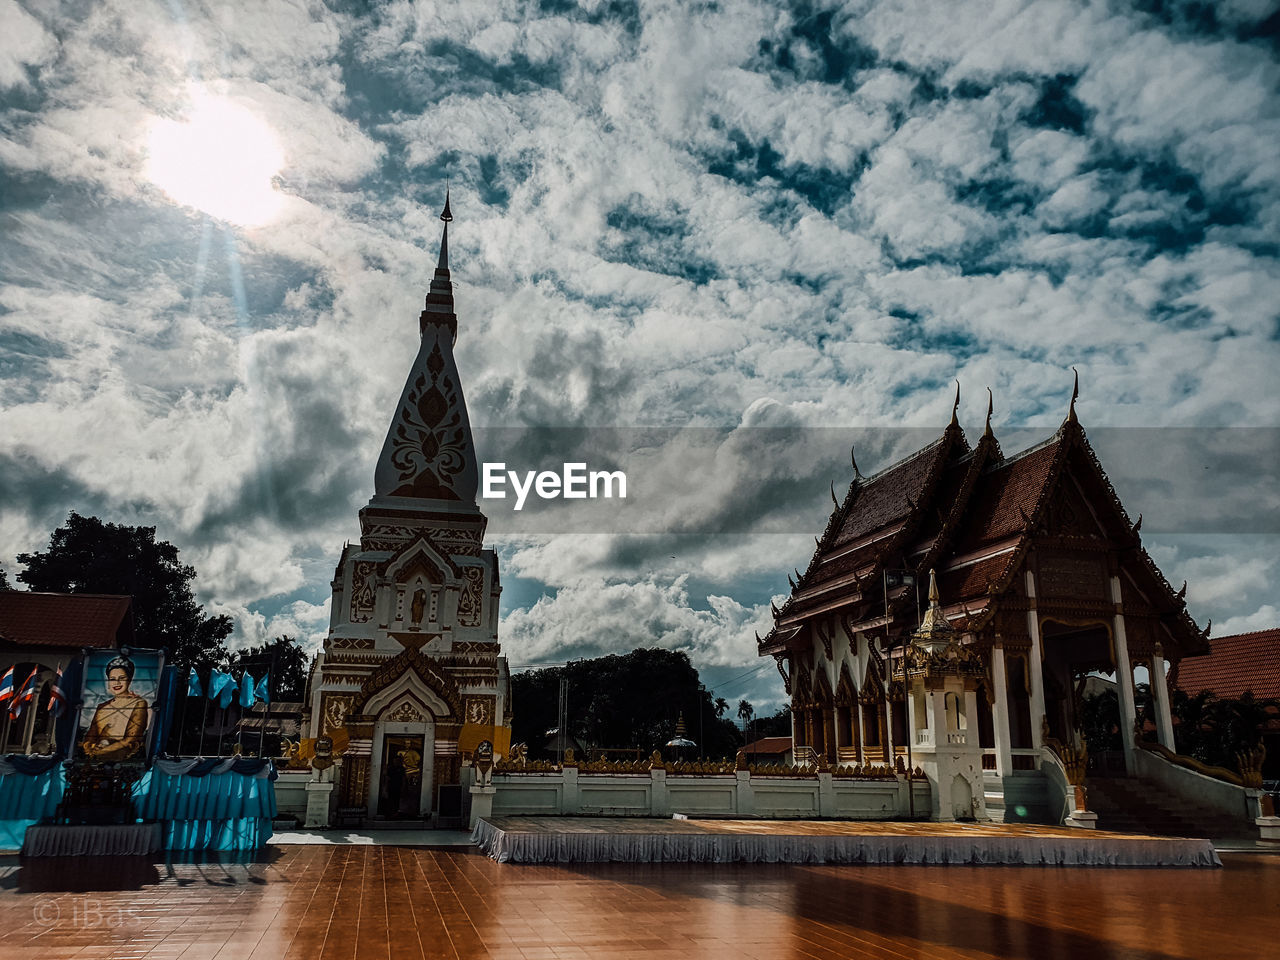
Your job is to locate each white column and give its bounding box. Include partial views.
[1150,643,1176,750]
[962,688,979,743]
[929,688,947,743]
[991,640,1013,777]
[883,693,895,758]
[1024,572,1048,752]
[1111,575,1139,774]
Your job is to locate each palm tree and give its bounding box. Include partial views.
[714,697,728,719]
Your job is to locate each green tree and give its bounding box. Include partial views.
[714,696,728,718]
[753,705,793,738]
[0,564,10,590]
[16,512,232,668]
[510,649,743,759]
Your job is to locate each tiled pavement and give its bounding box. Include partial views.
[0,846,1277,960]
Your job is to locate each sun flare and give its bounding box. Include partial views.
[145,91,285,227]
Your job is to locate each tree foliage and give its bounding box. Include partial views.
[510,648,744,759]
[1171,688,1278,774]
[1081,685,1278,777]
[0,564,9,590]
[16,512,232,667]
[229,635,311,702]
[752,705,793,738]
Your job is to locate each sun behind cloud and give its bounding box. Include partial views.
[145,90,285,227]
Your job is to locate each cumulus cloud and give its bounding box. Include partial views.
[1,0,1277,692]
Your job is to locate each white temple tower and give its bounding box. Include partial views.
[306,196,510,826]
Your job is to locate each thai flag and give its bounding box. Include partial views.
[0,667,14,706]
[10,667,40,720]
[47,667,67,718]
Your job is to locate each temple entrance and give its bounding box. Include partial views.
[1040,621,1115,747]
[377,735,424,818]
[368,716,435,820]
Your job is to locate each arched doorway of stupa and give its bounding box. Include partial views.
[359,664,460,820]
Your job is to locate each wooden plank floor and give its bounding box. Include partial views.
[0,846,1277,959]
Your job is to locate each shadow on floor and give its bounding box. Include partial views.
[3,846,285,893]
[561,859,1228,960]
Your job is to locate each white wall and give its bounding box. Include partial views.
[275,770,311,821]
[490,767,932,820]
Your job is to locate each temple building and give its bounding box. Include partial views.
[304,198,511,825]
[757,384,1210,821]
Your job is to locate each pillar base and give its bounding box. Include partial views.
[1065,810,1098,830]
[304,781,335,829]
[1256,817,1280,842]
[469,784,497,830]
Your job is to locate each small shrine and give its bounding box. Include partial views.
[894,570,988,820]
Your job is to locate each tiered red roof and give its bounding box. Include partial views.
[759,410,1207,659]
[1173,629,1280,700]
[0,592,132,650]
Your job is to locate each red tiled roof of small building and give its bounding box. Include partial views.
[1172,628,1280,700]
[0,591,132,650]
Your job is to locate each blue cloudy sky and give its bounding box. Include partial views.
[2,0,1278,712]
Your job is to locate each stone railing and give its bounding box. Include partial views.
[1137,740,1250,787]
[483,763,932,823]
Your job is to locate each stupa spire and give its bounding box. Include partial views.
[371,192,479,507]
[421,191,457,342]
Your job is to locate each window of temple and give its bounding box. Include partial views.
[861,702,881,747]
[890,699,908,747]
[945,692,966,731]
[837,705,853,746]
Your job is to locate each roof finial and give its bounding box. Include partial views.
[1068,367,1079,423]
[983,387,994,438]
[436,187,452,272]
[421,189,458,340]
[928,567,940,604]
[950,380,960,428]
[850,443,863,481]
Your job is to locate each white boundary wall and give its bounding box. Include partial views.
[491,767,932,819]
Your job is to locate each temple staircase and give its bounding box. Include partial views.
[1084,777,1255,840]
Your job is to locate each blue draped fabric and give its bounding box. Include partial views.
[134,761,276,851]
[0,761,65,849]
[0,757,276,852]
[3,754,64,776]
